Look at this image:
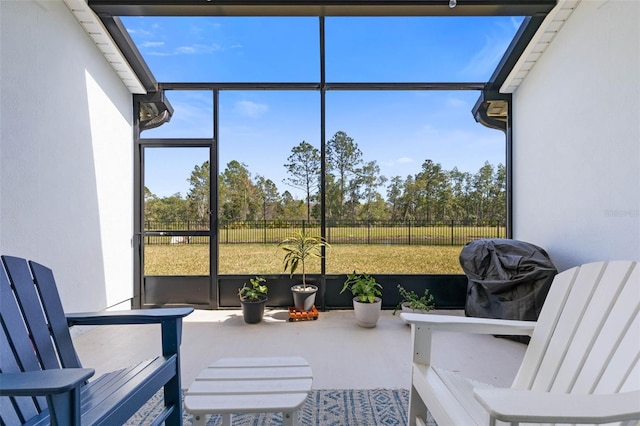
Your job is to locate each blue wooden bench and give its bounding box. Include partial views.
[0,255,194,425]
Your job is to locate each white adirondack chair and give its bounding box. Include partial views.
[401,260,640,426]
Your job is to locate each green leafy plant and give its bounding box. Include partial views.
[393,284,434,315]
[279,231,330,290]
[340,271,382,303]
[238,276,268,302]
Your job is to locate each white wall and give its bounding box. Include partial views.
[0,0,134,311]
[512,0,640,271]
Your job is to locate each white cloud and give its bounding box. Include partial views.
[176,46,197,54]
[234,100,269,117]
[379,156,414,171]
[460,34,509,78]
[458,18,523,80]
[179,44,223,54]
[139,41,165,48]
[446,97,468,109]
[125,27,153,37]
[144,43,223,57]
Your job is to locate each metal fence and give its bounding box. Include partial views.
[144,220,505,246]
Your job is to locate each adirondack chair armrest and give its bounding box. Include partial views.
[65,307,194,326]
[66,307,193,357]
[474,388,640,424]
[400,313,536,336]
[0,368,95,397]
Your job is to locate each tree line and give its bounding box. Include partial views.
[144,130,505,225]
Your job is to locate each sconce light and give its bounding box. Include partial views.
[449,0,457,8]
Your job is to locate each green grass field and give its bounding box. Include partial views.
[144,244,464,275]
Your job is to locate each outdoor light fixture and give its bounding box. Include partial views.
[449,0,457,8]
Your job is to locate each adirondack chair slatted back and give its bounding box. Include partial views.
[512,261,639,396]
[0,256,83,424]
[2,256,82,370]
[3,256,61,371]
[1,257,47,424]
[28,260,83,369]
[0,330,40,426]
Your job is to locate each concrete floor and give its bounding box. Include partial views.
[73,309,527,391]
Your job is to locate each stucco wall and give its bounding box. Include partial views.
[0,1,134,311]
[512,0,640,271]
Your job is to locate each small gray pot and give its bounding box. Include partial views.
[240,298,268,324]
[291,284,318,312]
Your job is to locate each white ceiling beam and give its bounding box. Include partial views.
[63,0,146,94]
[501,0,580,94]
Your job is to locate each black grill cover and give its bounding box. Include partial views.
[460,239,557,323]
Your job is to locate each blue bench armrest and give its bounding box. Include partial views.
[66,307,193,358]
[66,307,194,326]
[0,369,95,397]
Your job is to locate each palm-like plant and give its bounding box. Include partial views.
[278,231,329,290]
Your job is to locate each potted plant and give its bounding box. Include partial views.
[340,271,383,328]
[279,231,330,312]
[238,276,269,324]
[393,284,434,322]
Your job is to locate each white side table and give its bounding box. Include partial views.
[184,356,313,426]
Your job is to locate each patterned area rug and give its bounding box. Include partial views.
[126,388,436,425]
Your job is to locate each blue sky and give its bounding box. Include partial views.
[123,16,522,199]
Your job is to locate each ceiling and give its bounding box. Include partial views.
[64,0,577,101]
[87,0,556,18]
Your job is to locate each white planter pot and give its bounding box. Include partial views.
[353,297,382,328]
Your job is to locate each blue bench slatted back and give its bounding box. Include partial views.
[1,254,192,426]
[1,256,83,424]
